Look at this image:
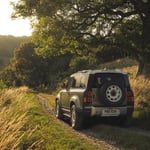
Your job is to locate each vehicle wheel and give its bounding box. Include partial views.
[55,100,63,119]
[71,104,83,130]
[100,82,125,106]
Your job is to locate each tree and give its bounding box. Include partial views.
[12,0,150,75]
[0,42,72,89]
[6,42,44,87]
[0,66,17,87]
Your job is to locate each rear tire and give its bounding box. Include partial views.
[71,104,83,130]
[55,100,63,119]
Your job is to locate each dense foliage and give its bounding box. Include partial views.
[0,42,71,90]
[11,0,150,75]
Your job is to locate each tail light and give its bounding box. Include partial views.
[126,90,134,102]
[84,91,93,103]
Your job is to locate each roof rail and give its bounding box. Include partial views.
[78,70,91,73]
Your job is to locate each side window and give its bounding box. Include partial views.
[69,74,87,89]
[67,76,78,89]
[67,77,76,89]
[70,74,81,88]
[75,75,81,88]
[71,74,80,88]
[80,75,87,88]
[71,77,76,88]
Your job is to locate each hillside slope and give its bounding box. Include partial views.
[0,35,30,69]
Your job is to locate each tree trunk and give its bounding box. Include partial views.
[136,61,144,76]
[143,63,150,76]
[137,8,150,77]
[137,62,150,77]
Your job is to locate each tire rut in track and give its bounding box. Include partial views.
[37,94,119,150]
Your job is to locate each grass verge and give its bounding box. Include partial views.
[0,87,102,150]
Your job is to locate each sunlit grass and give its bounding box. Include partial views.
[39,93,56,108]
[0,87,101,150]
[130,77,150,107]
[98,58,137,71]
[0,87,31,149]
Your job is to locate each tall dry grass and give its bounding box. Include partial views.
[0,88,98,150]
[122,66,150,109]
[130,77,150,108]
[122,65,150,128]
[129,76,150,129]
[0,87,32,150]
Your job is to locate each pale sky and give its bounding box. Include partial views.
[0,0,32,36]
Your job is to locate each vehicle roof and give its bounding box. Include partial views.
[71,69,127,76]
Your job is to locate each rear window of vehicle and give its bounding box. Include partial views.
[89,73,130,88]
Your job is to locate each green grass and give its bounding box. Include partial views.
[89,124,150,150]
[39,93,56,108]
[0,87,102,150]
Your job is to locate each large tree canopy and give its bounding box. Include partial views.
[12,0,150,75]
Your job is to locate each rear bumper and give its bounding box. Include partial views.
[84,106,134,117]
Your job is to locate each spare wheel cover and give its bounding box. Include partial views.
[106,84,122,103]
[100,82,125,106]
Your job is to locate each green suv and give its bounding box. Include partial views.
[55,70,134,130]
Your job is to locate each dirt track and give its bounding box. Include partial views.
[37,94,150,150]
[37,95,119,150]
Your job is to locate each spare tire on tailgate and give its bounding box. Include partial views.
[99,82,126,106]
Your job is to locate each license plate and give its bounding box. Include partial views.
[102,108,120,116]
